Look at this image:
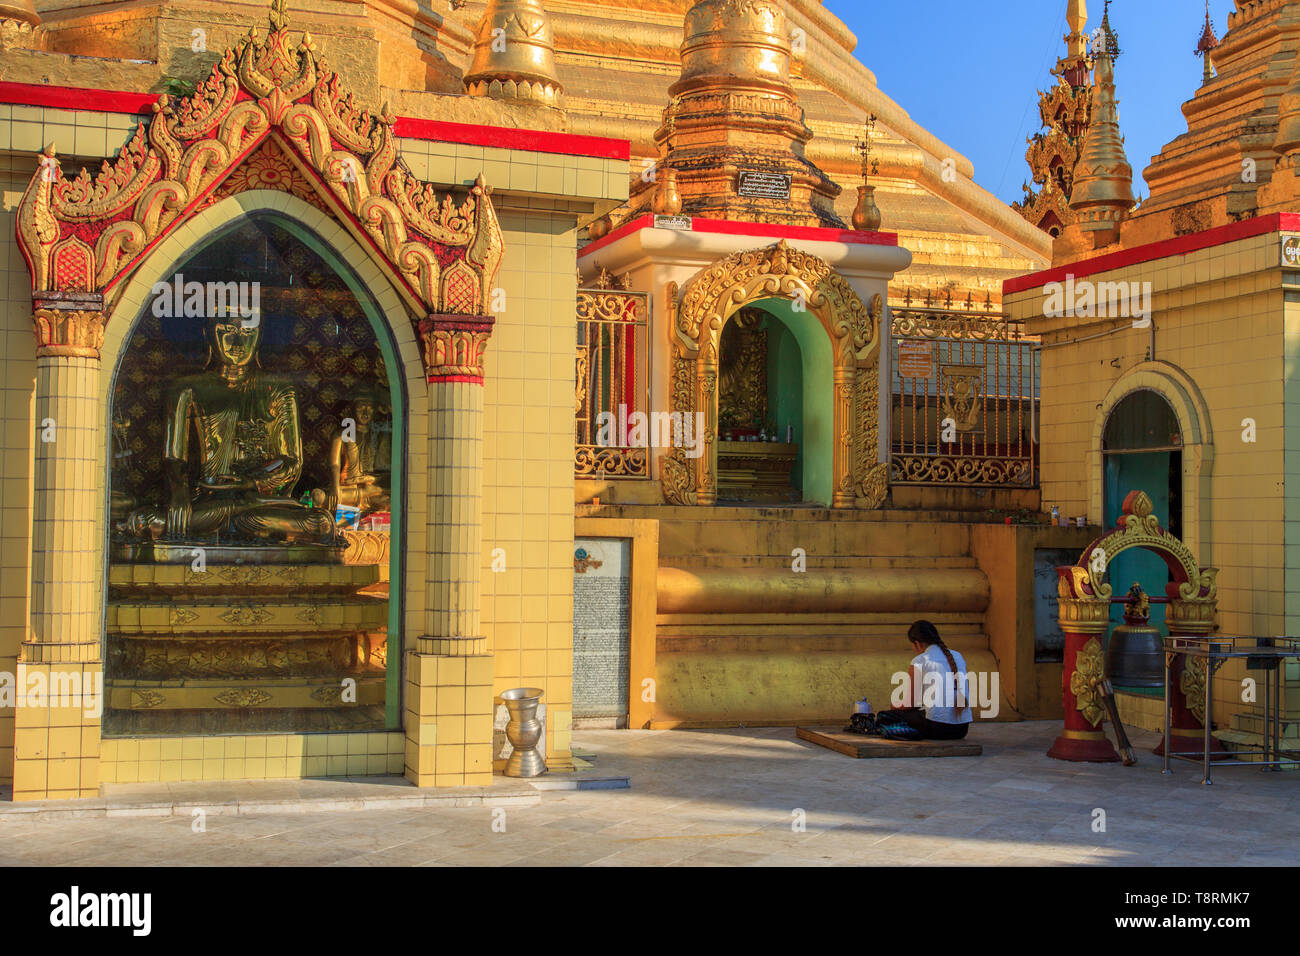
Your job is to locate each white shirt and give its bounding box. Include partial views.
[910,644,974,725]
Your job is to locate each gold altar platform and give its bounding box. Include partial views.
[105,562,388,735]
[716,440,799,503]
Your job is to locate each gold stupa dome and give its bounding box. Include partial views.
[463,0,563,108]
[0,0,39,26]
[672,0,793,99]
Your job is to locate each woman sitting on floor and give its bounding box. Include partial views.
[893,619,973,740]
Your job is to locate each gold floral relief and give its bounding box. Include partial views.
[1070,636,1106,727]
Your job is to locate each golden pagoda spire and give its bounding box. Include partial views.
[1195,1,1220,86]
[1069,0,1133,245]
[0,0,40,50]
[1066,0,1088,62]
[640,0,842,228]
[463,0,564,108]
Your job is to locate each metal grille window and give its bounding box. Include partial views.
[890,305,1039,487]
[575,285,650,478]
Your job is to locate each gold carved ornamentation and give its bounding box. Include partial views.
[575,345,589,416]
[891,307,1020,342]
[112,635,356,680]
[662,241,880,508]
[341,529,390,566]
[418,315,495,384]
[214,688,273,707]
[220,605,274,626]
[32,308,105,359]
[16,4,504,337]
[1070,636,1106,727]
[940,364,984,433]
[1181,655,1209,725]
[1081,490,1218,608]
[131,690,166,709]
[889,455,1032,486]
[575,446,648,477]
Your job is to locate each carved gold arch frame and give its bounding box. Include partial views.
[660,240,888,509]
[1050,489,1219,762]
[15,5,503,331]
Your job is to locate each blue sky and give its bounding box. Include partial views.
[827,0,1235,207]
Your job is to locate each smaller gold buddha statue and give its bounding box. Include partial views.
[313,387,391,519]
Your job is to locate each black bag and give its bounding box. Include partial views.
[844,709,924,741]
[872,709,924,741]
[844,712,878,735]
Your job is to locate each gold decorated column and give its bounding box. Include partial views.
[407,314,497,787]
[14,294,106,800]
[832,365,854,509]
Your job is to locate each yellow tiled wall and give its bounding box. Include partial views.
[1009,231,1290,719]
[481,206,583,764]
[99,732,405,783]
[3,107,143,788]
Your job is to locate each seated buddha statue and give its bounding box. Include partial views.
[127,311,335,545]
[313,388,392,519]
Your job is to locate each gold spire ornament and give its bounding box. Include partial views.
[1070,0,1133,245]
[1014,0,1094,235]
[463,0,564,108]
[852,114,882,231]
[1195,1,1220,87]
[638,0,843,227]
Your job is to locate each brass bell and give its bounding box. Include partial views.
[1104,582,1166,689]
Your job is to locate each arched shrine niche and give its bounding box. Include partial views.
[105,213,403,736]
[14,3,504,743]
[661,241,887,509]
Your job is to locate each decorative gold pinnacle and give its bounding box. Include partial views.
[1070,1,1133,243]
[855,113,879,182]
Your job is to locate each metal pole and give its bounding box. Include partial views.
[1273,660,1282,772]
[1264,658,1271,773]
[1202,654,1213,785]
[1162,644,1172,775]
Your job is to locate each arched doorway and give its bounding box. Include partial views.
[1102,388,1183,638]
[661,241,887,509]
[715,299,835,504]
[104,211,407,736]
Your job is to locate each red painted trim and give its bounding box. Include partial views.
[0,81,158,115]
[579,214,898,257]
[393,117,628,161]
[1003,212,1300,295]
[0,82,628,161]
[427,374,484,385]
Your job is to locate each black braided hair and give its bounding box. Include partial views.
[908,620,965,710]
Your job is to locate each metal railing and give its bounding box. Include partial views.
[575,283,650,478]
[890,302,1039,487]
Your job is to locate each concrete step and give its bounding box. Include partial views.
[1214,730,1299,770]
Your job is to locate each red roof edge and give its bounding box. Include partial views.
[0,81,629,162]
[1003,212,1300,295]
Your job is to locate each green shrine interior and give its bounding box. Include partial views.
[104,214,403,736]
[716,302,833,505]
